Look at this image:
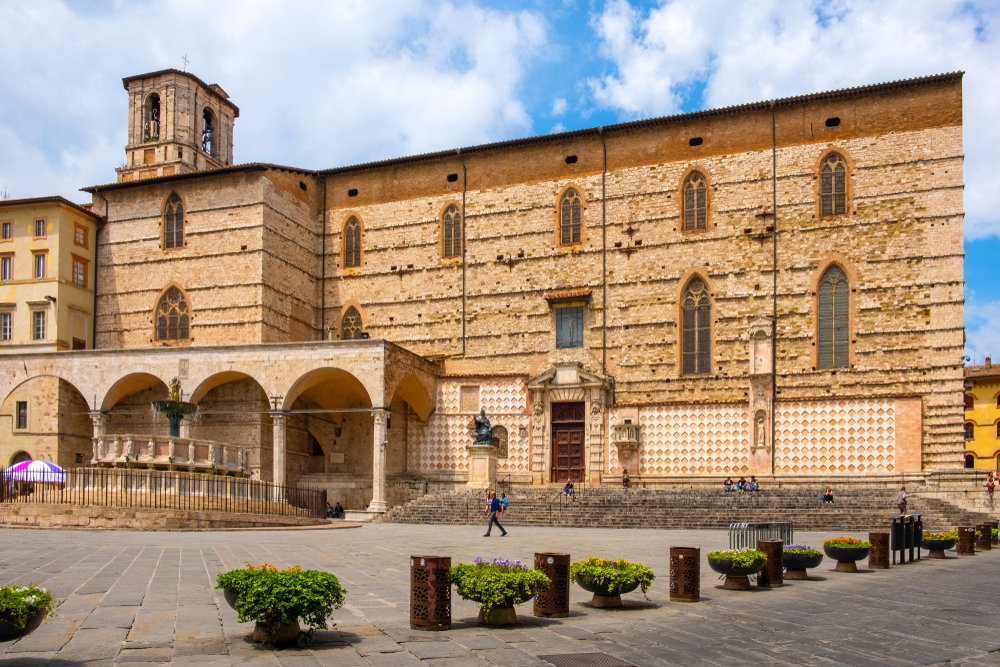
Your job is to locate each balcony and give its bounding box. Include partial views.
[90,434,249,476]
[613,423,641,454]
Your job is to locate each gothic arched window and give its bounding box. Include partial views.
[164,193,184,249]
[442,204,462,259]
[155,286,190,341]
[682,171,708,230]
[817,265,849,369]
[821,153,847,216]
[681,279,711,375]
[341,306,363,340]
[560,188,582,245]
[144,94,160,141]
[344,217,361,268]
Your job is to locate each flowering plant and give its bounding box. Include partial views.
[216,564,345,647]
[823,537,871,548]
[706,549,767,568]
[451,557,550,619]
[783,544,822,558]
[569,557,655,600]
[922,532,957,541]
[0,584,56,632]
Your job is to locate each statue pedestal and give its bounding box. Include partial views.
[466,444,497,489]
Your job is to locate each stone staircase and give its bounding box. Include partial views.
[373,485,996,532]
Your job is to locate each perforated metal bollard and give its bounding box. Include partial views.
[869,532,890,569]
[410,556,451,631]
[956,527,976,555]
[669,547,700,602]
[976,523,992,551]
[756,539,783,588]
[533,552,570,618]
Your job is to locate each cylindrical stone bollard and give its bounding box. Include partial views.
[756,540,783,588]
[956,527,976,555]
[669,547,700,602]
[410,556,451,631]
[869,532,890,569]
[976,523,992,551]
[533,552,570,618]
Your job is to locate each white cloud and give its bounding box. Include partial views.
[550,123,566,133]
[0,0,547,203]
[588,0,1000,240]
[551,98,568,115]
[965,296,1000,362]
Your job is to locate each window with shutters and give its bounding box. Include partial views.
[163,193,184,249]
[682,171,708,230]
[442,204,462,259]
[341,306,364,339]
[681,278,711,375]
[965,394,974,410]
[964,423,975,441]
[559,188,582,246]
[155,286,190,342]
[817,265,849,368]
[343,217,362,268]
[820,153,847,216]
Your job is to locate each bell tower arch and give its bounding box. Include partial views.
[117,69,239,183]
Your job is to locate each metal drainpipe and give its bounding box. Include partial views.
[458,148,467,355]
[770,101,778,477]
[320,178,327,340]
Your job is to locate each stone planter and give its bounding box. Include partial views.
[222,588,238,610]
[222,587,302,644]
[0,608,45,642]
[707,558,766,590]
[574,574,642,608]
[466,592,536,626]
[920,538,956,560]
[823,545,871,572]
[782,552,824,580]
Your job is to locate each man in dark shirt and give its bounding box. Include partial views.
[484,491,507,537]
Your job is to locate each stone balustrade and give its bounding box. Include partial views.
[90,434,249,475]
[613,424,641,448]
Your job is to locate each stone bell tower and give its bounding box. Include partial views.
[116,69,239,183]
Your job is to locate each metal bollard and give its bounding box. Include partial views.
[533,552,570,618]
[756,540,783,588]
[976,523,992,551]
[669,547,700,602]
[410,556,451,631]
[956,527,976,555]
[869,532,890,569]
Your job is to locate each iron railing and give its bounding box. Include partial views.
[0,468,326,519]
[729,521,794,550]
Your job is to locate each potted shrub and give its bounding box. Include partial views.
[707,549,767,590]
[0,584,56,641]
[569,558,655,608]
[451,557,550,625]
[920,531,957,559]
[216,564,345,647]
[823,537,871,572]
[992,527,999,546]
[782,544,824,580]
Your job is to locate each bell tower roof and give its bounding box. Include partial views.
[122,69,239,116]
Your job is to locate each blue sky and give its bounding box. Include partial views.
[0,0,997,360]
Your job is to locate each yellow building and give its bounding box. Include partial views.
[964,359,1000,469]
[0,196,100,353]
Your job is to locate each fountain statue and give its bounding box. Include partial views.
[151,377,198,438]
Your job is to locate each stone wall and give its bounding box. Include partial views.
[0,504,329,530]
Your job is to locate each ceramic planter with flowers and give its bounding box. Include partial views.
[451,557,550,625]
[920,532,957,559]
[823,537,871,572]
[782,545,824,579]
[0,584,57,641]
[216,564,345,647]
[569,558,655,608]
[707,550,767,590]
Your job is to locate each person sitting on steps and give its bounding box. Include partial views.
[822,486,834,504]
[748,476,759,492]
[724,477,735,492]
[736,476,747,493]
[333,502,344,519]
[564,479,574,497]
[622,468,630,489]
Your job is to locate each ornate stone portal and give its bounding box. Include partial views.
[748,316,774,475]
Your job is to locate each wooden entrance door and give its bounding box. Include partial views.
[551,402,585,483]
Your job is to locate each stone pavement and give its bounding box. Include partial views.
[0,524,998,666]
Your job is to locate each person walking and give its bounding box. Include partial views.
[484,491,507,537]
[895,486,908,515]
[622,468,630,489]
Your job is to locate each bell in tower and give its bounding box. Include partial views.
[116,69,239,183]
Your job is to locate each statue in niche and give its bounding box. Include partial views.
[755,411,767,449]
[473,409,494,445]
[169,377,181,402]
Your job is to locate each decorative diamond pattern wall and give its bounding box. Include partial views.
[774,399,895,474]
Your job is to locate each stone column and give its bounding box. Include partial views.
[89,412,106,462]
[368,410,389,512]
[272,412,287,489]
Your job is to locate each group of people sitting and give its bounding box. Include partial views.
[325,501,344,519]
[723,476,759,492]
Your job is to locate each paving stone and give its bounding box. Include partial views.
[115,647,173,662]
[80,606,139,629]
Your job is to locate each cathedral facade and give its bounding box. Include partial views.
[1,69,966,510]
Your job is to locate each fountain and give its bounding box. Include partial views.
[151,378,198,438]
